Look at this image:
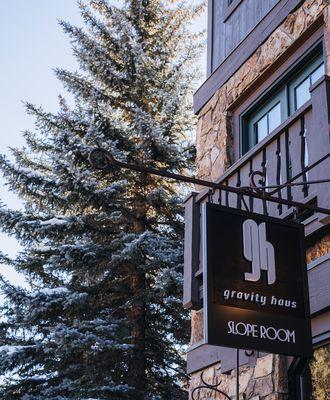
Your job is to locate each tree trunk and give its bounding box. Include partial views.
[129,269,146,398]
[129,196,147,398]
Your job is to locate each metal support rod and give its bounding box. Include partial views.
[236,349,239,400]
[88,148,330,215]
[254,178,329,190]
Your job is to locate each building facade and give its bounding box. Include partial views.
[184,0,330,399]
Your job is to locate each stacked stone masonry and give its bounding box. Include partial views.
[189,354,288,400]
[306,234,330,262]
[191,0,330,398]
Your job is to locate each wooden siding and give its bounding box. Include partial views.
[183,192,201,310]
[308,254,330,315]
[210,0,279,74]
[198,0,306,113]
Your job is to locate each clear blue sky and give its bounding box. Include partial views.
[0,0,85,287]
[0,0,206,288]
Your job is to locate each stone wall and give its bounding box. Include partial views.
[306,234,330,263]
[189,354,288,400]
[310,344,330,399]
[190,0,330,398]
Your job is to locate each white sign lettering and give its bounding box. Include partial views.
[227,321,296,343]
[222,289,298,309]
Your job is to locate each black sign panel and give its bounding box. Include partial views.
[203,203,312,357]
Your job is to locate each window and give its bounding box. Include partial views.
[244,90,288,153]
[255,102,281,142]
[290,62,325,111]
[242,50,324,154]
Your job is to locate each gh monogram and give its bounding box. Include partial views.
[243,219,276,285]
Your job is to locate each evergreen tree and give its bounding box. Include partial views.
[0,1,203,399]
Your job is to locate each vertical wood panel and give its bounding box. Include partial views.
[284,129,293,203]
[288,119,302,201]
[279,134,288,213]
[239,0,247,46]
[219,2,226,68]
[249,159,254,212]
[254,0,262,24]
[225,15,233,56]
[207,0,214,76]
[251,151,264,214]
[212,0,222,72]
[239,162,251,211]
[299,116,309,198]
[308,80,330,213]
[183,193,200,310]
[261,0,271,17]
[236,169,242,209]
[265,139,278,217]
[227,175,238,208]
[225,180,229,207]
[210,0,280,73]
[303,108,313,167]
[245,0,255,34]
[276,137,283,215]
[261,148,268,215]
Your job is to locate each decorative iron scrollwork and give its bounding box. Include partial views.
[249,170,267,193]
[191,368,232,400]
[248,166,330,197]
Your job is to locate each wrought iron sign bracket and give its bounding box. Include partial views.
[88,148,330,215]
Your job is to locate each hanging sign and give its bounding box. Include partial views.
[202,203,312,357]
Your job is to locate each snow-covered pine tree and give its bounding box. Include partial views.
[0,1,203,399]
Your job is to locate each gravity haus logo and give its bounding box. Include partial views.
[222,219,297,310]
